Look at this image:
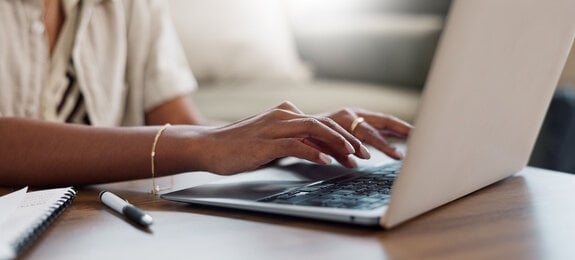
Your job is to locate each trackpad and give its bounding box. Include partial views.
[169,180,312,201]
[166,162,355,201]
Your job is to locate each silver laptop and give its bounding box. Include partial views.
[162,0,575,228]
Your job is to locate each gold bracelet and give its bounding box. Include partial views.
[150,123,171,195]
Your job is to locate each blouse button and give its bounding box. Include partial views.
[31,21,45,34]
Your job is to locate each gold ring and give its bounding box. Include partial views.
[350,117,365,134]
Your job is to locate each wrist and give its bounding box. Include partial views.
[153,125,208,175]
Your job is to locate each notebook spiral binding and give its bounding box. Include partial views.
[12,187,77,255]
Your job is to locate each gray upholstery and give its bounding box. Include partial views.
[293,15,443,88]
[194,80,420,122]
[191,2,450,122]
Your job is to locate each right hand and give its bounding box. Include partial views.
[181,102,371,175]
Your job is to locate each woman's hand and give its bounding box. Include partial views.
[322,108,413,160]
[184,102,372,175]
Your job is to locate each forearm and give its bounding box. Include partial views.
[0,102,383,188]
[0,118,200,187]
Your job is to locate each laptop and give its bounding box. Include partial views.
[162,0,575,228]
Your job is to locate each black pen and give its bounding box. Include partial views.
[99,191,154,227]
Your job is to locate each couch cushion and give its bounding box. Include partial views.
[168,0,311,83]
[282,0,452,16]
[193,80,420,122]
[290,14,444,88]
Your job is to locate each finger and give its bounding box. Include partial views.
[262,111,370,159]
[302,139,359,168]
[273,117,369,160]
[275,139,333,165]
[311,116,371,159]
[378,129,409,139]
[281,118,358,157]
[357,111,412,137]
[300,138,322,151]
[355,123,403,160]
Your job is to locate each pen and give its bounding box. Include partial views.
[99,191,153,227]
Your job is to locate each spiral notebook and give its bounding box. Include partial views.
[0,187,76,259]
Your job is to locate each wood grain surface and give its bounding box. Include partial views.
[3,167,575,260]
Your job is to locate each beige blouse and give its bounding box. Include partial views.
[0,0,197,126]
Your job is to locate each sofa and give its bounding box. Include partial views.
[167,0,451,123]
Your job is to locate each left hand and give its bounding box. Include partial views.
[322,108,413,160]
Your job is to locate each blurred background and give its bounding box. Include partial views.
[167,0,575,174]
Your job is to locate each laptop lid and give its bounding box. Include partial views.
[383,0,575,227]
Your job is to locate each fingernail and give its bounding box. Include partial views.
[395,150,404,160]
[358,145,371,159]
[348,157,359,168]
[345,141,356,154]
[319,153,332,165]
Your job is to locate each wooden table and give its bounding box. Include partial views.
[6,167,575,260]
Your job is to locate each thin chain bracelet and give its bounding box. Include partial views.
[150,123,171,195]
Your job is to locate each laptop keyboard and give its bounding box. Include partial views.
[259,162,401,210]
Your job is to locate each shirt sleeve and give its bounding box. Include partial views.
[142,0,197,112]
